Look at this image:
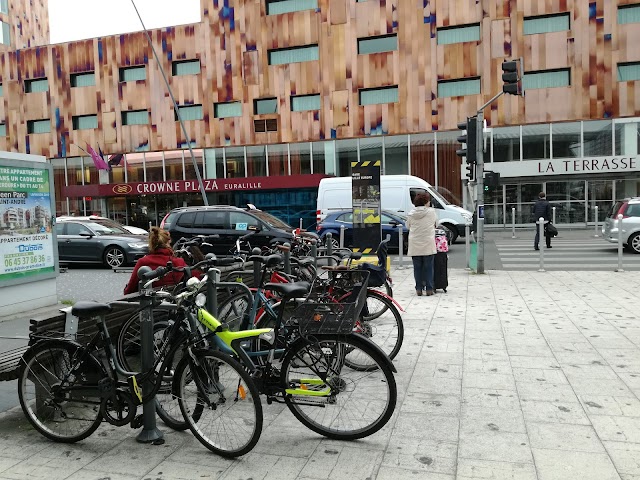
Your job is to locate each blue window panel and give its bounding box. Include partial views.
[122,110,149,125]
[25,78,49,93]
[119,66,146,82]
[255,98,278,114]
[0,20,9,45]
[70,72,96,87]
[619,4,640,24]
[524,13,570,35]
[437,24,480,45]
[437,78,480,97]
[267,0,317,15]
[268,45,319,65]
[522,69,570,90]
[0,84,3,96]
[0,0,7,14]
[172,59,201,76]
[27,119,51,134]
[291,94,321,111]
[214,102,242,118]
[618,62,640,81]
[359,86,399,105]
[176,105,203,121]
[358,35,398,54]
[0,123,5,136]
[72,115,98,130]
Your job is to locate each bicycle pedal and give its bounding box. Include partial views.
[130,415,143,429]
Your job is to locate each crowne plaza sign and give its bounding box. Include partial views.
[489,156,638,178]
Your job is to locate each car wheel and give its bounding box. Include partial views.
[441,224,458,245]
[629,232,640,254]
[104,246,126,268]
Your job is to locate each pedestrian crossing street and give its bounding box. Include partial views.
[494,236,640,271]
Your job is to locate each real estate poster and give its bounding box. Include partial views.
[0,165,56,281]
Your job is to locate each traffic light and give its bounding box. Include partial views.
[456,116,477,181]
[502,60,520,95]
[485,171,501,187]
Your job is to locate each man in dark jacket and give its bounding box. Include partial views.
[532,192,552,250]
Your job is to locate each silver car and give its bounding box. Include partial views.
[602,197,640,253]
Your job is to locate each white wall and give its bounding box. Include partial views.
[0,278,57,317]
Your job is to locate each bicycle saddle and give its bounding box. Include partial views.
[248,254,283,267]
[349,252,363,260]
[71,301,113,318]
[263,281,310,299]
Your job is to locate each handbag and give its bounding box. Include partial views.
[545,222,558,237]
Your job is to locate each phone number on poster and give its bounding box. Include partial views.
[4,253,46,268]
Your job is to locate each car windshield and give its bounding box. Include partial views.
[431,187,452,206]
[84,220,130,235]
[251,210,293,230]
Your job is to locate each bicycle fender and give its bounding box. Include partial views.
[368,289,405,312]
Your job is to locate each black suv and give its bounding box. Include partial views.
[160,205,295,255]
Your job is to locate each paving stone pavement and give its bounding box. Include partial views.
[1,267,639,480]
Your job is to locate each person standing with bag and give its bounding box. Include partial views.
[532,191,552,251]
[406,193,438,296]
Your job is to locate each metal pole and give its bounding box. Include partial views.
[310,240,318,269]
[252,247,262,287]
[283,243,291,275]
[326,232,333,257]
[465,223,471,270]
[538,217,545,272]
[135,277,164,444]
[552,206,556,225]
[339,225,345,249]
[299,218,303,231]
[397,225,404,270]
[511,207,516,239]
[206,267,220,317]
[616,214,624,272]
[476,110,485,274]
[594,206,599,237]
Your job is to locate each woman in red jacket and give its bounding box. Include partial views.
[123,227,188,295]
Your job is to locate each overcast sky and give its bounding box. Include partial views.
[48,0,201,44]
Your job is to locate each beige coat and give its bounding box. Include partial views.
[406,206,438,256]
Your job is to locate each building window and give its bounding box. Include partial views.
[0,123,5,137]
[0,0,7,14]
[266,0,317,15]
[72,114,98,130]
[27,119,50,134]
[214,102,242,118]
[122,110,149,125]
[175,104,203,121]
[0,20,9,45]
[0,84,3,96]
[172,59,201,76]
[524,13,570,35]
[358,34,398,54]
[254,119,278,132]
[618,4,640,24]
[70,72,96,88]
[268,45,319,65]
[522,69,570,90]
[254,97,278,114]
[437,77,480,97]
[119,65,146,82]
[618,62,640,81]
[291,94,321,111]
[359,86,399,105]
[25,78,49,93]
[436,24,480,45]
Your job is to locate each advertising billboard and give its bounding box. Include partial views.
[0,161,57,284]
[351,160,382,254]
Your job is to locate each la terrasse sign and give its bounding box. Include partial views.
[490,156,638,178]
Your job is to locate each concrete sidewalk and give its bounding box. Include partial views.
[0,267,639,479]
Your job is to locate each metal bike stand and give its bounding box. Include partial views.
[283,243,291,274]
[310,240,318,269]
[252,247,262,286]
[135,273,164,444]
[206,267,221,317]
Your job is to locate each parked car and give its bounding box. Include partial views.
[56,216,148,235]
[316,210,409,252]
[160,205,295,256]
[55,218,149,268]
[602,197,640,253]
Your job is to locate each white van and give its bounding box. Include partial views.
[316,175,473,243]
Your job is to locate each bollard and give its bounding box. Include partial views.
[538,217,545,272]
[465,223,471,270]
[326,232,333,257]
[135,275,164,444]
[283,242,291,275]
[299,218,303,230]
[511,207,516,239]
[616,213,624,272]
[594,206,599,237]
[552,206,556,226]
[252,247,262,286]
[397,225,405,269]
[310,239,318,269]
[206,267,220,317]
[339,225,345,249]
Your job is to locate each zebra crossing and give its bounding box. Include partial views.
[494,236,640,271]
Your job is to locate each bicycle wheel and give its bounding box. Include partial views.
[18,340,105,443]
[281,333,396,440]
[361,282,393,320]
[217,291,252,331]
[174,349,263,457]
[354,289,404,361]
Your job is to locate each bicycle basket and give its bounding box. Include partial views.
[294,270,370,335]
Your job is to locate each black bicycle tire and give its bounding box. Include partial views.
[281,333,396,440]
[174,349,263,457]
[18,340,105,443]
[354,289,404,362]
